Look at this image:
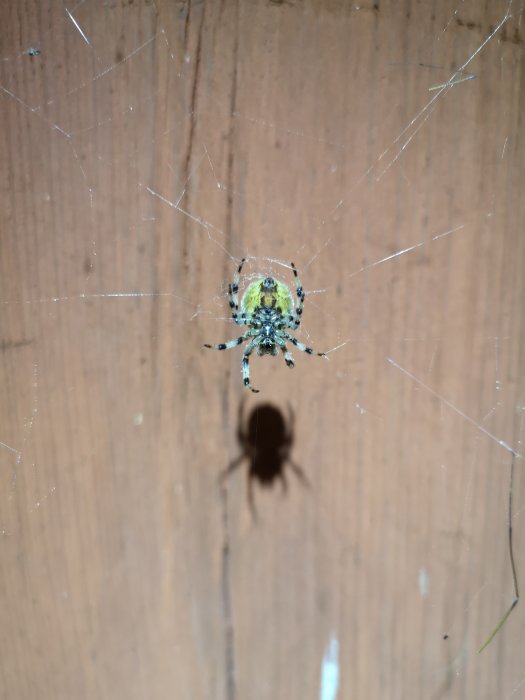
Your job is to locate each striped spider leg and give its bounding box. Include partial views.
[284,261,305,330]
[204,328,257,353]
[282,330,326,358]
[204,330,262,393]
[274,335,295,368]
[241,337,262,393]
[228,257,248,325]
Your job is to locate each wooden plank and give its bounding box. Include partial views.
[1,1,523,698]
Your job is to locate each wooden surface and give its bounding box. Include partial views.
[1,1,524,698]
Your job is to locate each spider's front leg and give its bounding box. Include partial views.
[242,338,262,393]
[275,336,295,368]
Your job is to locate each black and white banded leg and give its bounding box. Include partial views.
[287,261,305,329]
[275,337,295,368]
[228,257,247,324]
[242,338,261,393]
[203,329,255,352]
[283,331,325,357]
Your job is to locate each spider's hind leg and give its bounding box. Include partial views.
[229,257,247,324]
[288,262,305,329]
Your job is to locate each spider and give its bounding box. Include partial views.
[220,400,309,518]
[204,258,325,392]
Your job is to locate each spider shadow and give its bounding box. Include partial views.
[220,399,310,520]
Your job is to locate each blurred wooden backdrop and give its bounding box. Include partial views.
[1,1,524,698]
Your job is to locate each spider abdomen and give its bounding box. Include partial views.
[241,278,294,316]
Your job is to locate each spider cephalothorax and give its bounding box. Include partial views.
[204,259,325,392]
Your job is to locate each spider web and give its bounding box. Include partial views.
[0,1,524,699]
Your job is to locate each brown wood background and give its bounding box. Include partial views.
[1,1,524,698]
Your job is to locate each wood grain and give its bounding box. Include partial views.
[1,1,524,698]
